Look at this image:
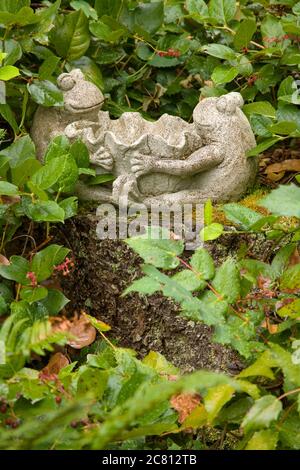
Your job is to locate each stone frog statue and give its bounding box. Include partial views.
[63,90,257,206]
[129,92,257,206]
[31,69,105,160]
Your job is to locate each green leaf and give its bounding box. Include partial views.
[0,0,30,14]
[0,65,19,81]
[28,80,63,107]
[202,44,236,60]
[22,199,65,223]
[204,199,213,226]
[260,184,300,218]
[0,6,38,26]
[243,101,276,118]
[50,9,90,61]
[238,351,276,380]
[40,289,70,315]
[0,104,19,134]
[200,223,224,241]
[242,395,282,433]
[20,286,48,303]
[0,181,19,196]
[279,411,300,450]
[76,368,108,399]
[271,243,296,279]
[59,197,78,219]
[70,139,89,168]
[171,269,206,292]
[31,245,69,282]
[246,430,278,450]
[250,115,273,138]
[11,158,41,187]
[90,21,125,43]
[0,255,30,285]
[190,248,215,280]
[70,0,98,19]
[204,384,235,422]
[261,14,285,47]
[212,258,240,303]
[88,174,115,185]
[277,299,300,319]
[247,137,282,157]
[142,351,178,375]
[124,275,161,296]
[234,19,257,50]
[0,135,35,168]
[186,0,208,20]
[208,0,236,24]
[126,227,184,269]
[120,1,164,35]
[38,56,60,81]
[44,135,70,163]
[212,65,239,85]
[34,153,79,193]
[223,203,262,230]
[94,0,122,17]
[268,121,297,135]
[280,264,300,292]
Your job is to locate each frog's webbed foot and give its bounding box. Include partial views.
[90,146,114,171]
[112,175,142,205]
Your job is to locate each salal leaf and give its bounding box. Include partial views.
[242,395,282,433]
[246,430,278,450]
[50,9,90,61]
[208,0,236,24]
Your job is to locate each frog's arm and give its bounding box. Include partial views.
[151,145,223,177]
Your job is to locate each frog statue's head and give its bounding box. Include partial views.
[57,69,104,117]
[192,92,255,152]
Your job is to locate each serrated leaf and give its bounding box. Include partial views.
[126,228,184,269]
[190,248,215,280]
[223,203,262,230]
[260,184,300,218]
[212,258,240,303]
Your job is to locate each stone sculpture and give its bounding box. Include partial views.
[31,69,257,207]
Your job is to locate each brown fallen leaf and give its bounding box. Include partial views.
[170,393,201,424]
[261,319,278,334]
[265,159,300,181]
[1,195,21,205]
[289,247,300,267]
[42,352,69,375]
[51,313,97,349]
[0,254,10,266]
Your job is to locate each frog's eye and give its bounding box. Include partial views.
[57,74,76,91]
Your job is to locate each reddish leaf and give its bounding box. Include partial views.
[42,352,69,375]
[0,255,10,266]
[170,393,201,424]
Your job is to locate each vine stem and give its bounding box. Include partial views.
[277,387,300,401]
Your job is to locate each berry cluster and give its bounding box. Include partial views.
[54,257,75,276]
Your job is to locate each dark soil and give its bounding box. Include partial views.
[56,209,245,374]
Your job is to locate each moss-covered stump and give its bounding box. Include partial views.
[57,211,242,374]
